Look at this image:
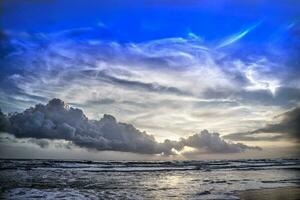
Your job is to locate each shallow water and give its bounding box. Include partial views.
[0,159,299,199]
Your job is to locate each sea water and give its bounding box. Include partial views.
[0,159,299,199]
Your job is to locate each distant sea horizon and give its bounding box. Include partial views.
[1,158,299,199]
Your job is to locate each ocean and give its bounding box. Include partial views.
[0,159,299,199]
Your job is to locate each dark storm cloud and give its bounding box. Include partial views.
[224,107,300,142]
[0,109,9,131]
[0,99,260,155]
[2,99,163,154]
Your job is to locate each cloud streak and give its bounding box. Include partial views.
[216,21,262,49]
[224,107,300,142]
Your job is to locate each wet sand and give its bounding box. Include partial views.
[237,187,300,200]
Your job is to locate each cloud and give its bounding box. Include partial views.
[203,86,300,107]
[0,109,9,131]
[0,27,299,143]
[27,138,50,148]
[216,21,262,49]
[4,99,163,154]
[0,99,260,155]
[224,107,300,142]
[180,130,261,153]
[0,132,74,150]
[92,70,190,96]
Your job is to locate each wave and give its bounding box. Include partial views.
[1,158,299,172]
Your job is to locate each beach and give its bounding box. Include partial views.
[237,187,300,200]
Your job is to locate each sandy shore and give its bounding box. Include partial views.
[237,186,300,200]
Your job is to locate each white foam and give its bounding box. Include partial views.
[1,188,98,200]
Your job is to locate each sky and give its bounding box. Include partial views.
[0,0,300,160]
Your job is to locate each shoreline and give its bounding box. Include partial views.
[236,186,300,200]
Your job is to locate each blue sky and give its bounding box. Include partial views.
[2,0,299,41]
[0,0,300,159]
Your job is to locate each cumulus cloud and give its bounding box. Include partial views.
[0,110,9,131]
[180,130,261,153]
[0,99,260,155]
[224,107,300,142]
[1,99,161,154]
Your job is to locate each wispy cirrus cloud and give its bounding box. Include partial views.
[216,21,262,49]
